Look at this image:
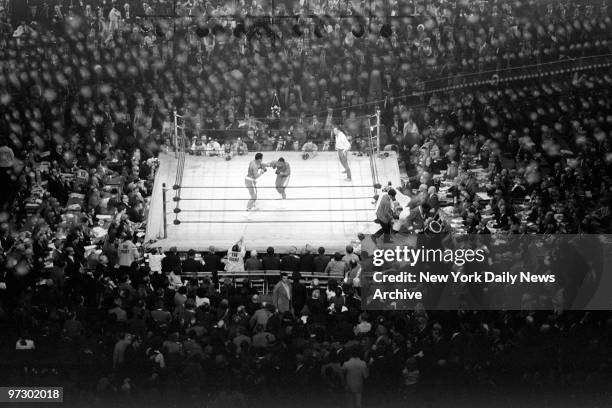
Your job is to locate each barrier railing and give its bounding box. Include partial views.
[178,270,348,295]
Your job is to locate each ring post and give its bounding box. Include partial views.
[162,183,168,239]
[375,107,381,154]
[174,110,178,159]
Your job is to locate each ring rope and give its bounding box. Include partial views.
[178,184,378,189]
[176,220,376,224]
[172,137,381,226]
[172,196,375,201]
[170,208,375,213]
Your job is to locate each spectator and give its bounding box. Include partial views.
[195,287,209,308]
[174,286,188,307]
[262,246,281,270]
[372,189,397,244]
[313,247,331,272]
[182,249,204,272]
[250,302,274,330]
[151,300,172,328]
[353,313,371,336]
[344,259,362,294]
[203,246,222,286]
[272,272,292,314]
[168,266,183,290]
[342,245,360,265]
[224,237,246,272]
[108,299,128,322]
[299,244,316,272]
[148,248,165,274]
[324,252,348,277]
[245,250,263,271]
[162,247,181,274]
[291,271,308,315]
[113,333,133,370]
[404,203,431,232]
[280,246,300,272]
[252,324,276,350]
[357,233,377,258]
[342,347,369,408]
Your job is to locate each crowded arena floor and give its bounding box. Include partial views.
[0,0,612,407]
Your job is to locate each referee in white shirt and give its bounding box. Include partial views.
[333,127,352,181]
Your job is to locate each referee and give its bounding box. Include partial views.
[333,127,352,181]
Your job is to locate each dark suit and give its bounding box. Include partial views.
[292,280,308,315]
[202,252,222,285]
[161,253,181,273]
[65,256,80,279]
[259,254,279,285]
[373,194,395,242]
[280,255,300,272]
[182,258,204,273]
[262,255,281,271]
[299,253,316,272]
[313,255,331,272]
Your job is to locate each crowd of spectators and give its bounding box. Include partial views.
[391,67,612,236]
[3,236,612,406]
[2,0,610,148]
[0,0,611,406]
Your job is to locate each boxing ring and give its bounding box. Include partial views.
[146,150,401,253]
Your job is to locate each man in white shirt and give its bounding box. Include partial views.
[148,248,165,274]
[333,127,352,181]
